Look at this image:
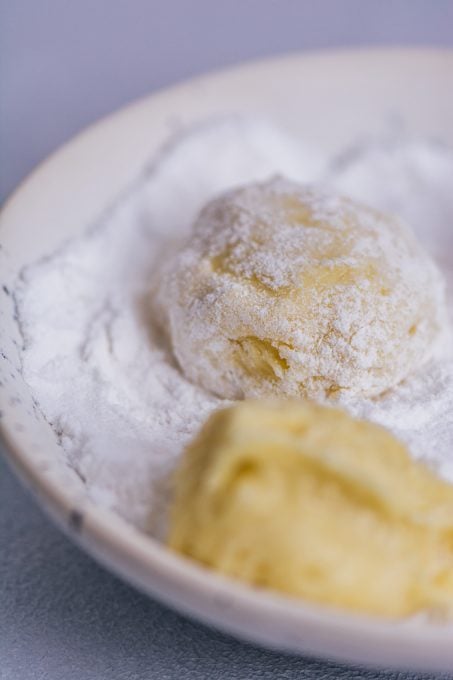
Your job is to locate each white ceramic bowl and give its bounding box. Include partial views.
[1,48,453,672]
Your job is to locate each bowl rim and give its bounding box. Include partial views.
[2,46,453,672]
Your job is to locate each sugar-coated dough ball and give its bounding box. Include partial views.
[168,400,453,617]
[156,177,447,399]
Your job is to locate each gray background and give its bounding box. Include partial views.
[1,2,453,678]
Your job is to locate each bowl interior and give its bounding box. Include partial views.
[1,48,453,671]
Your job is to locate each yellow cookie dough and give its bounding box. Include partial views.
[156,177,447,400]
[168,400,453,618]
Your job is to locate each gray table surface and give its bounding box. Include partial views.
[1,2,453,678]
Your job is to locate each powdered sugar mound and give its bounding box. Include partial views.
[329,133,453,261]
[16,116,321,533]
[15,117,453,534]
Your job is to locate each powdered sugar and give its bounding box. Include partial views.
[155,176,449,402]
[15,116,453,536]
[328,130,453,262]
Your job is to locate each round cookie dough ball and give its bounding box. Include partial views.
[168,401,453,617]
[156,177,447,399]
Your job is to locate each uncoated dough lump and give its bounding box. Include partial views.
[156,177,448,399]
[168,400,453,617]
